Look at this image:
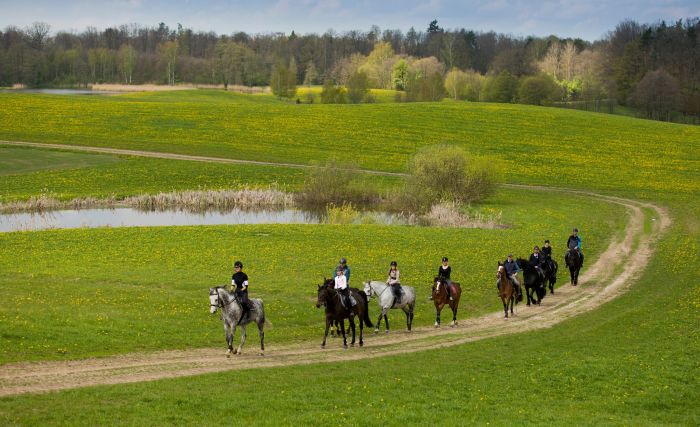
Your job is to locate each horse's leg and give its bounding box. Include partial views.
[407,305,414,331]
[258,318,265,356]
[224,321,234,357]
[350,317,356,347]
[341,318,348,349]
[384,312,390,334]
[359,309,364,347]
[236,325,247,355]
[435,305,442,327]
[501,297,508,318]
[375,309,383,334]
[321,318,331,349]
[510,297,515,315]
[450,301,458,326]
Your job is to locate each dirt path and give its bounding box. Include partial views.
[0,141,671,397]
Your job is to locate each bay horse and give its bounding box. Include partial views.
[363,280,416,333]
[209,287,266,357]
[565,248,582,285]
[517,258,546,306]
[432,276,461,327]
[497,262,517,318]
[316,279,373,349]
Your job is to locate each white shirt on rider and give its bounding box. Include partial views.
[334,275,347,290]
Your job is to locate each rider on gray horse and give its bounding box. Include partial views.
[501,254,522,299]
[386,261,402,305]
[566,228,584,266]
[231,261,252,322]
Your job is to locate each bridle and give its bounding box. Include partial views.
[210,288,237,311]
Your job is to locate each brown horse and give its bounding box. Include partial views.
[432,276,461,327]
[497,262,517,318]
[316,279,373,349]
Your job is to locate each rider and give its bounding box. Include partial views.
[504,254,522,299]
[334,257,351,285]
[541,239,555,272]
[566,228,584,266]
[230,261,252,321]
[437,257,453,301]
[386,261,402,306]
[529,246,545,279]
[334,265,353,310]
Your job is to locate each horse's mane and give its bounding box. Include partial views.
[516,258,536,271]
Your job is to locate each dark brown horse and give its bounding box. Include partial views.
[432,276,461,327]
[316,279,373,349]
[497,262,517,318]
[565,249,582,285]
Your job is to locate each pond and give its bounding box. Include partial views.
[0,207,406,232]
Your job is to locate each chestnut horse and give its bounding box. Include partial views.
[432,276,461,327]
[497,262,517,318]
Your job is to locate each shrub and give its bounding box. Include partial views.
[296,161,379,208]
[482,70,518,103]
[324,202,360,224]
[400,144,500,211]
[517,74,562,105]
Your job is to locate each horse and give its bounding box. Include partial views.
[363,280,416,333]
[316,279,373,349]
[517,258,546,306]
[543,258,558,294]
[209,287,266,357]
[564,248,582,285]
[432,276,461,327]
[497,262,517,318]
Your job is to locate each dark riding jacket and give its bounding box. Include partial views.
[541,246,552,260]
[529,253,544,267]
[437,265,451,280]
[504,259,520,276]
[231,271,250,306]
[567,235,582,251]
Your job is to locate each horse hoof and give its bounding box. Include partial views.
[434,323,439,328]
[351,343,355,347]
[359,342,363,347]
[526,303,531,307]
[374,329,379,335]
[385,330,389,334]
[343,345,348,350]
[260,352,264,356]
[321,344,325,349]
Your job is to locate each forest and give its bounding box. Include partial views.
[1,18,698,121]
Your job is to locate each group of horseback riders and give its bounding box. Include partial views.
[226,228,584,318]
[498,228,584,298]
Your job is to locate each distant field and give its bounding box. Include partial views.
[0,90,697,201]
[0,146,121,176]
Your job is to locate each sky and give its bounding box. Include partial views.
[1,0,698,42]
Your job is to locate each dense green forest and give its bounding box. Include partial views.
[1,18,698,120]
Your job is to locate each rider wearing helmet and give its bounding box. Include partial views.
[334,265,353,310]
[566,228,584,266]
[437,257,454,301]
[503,254,522,299]
[386,261,402,306]
[542,239,555,273]
[529,246,545,279]
[231,261,251,321]
[334,257,351,284]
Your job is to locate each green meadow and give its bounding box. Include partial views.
[0,90,698,425]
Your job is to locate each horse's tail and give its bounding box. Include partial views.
[358,291,373,328]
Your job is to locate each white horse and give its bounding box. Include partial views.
[209,287,266,357]
[363,280,416,333]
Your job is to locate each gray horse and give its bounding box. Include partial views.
[363,280,416,333]
[209,287,266,357]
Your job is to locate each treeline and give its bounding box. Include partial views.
[0,19,698,119]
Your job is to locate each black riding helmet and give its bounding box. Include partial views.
[442,257,448,262]
[234,261,243,269]
[390,261,397,266]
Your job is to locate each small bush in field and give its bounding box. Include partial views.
[296,161,379,208]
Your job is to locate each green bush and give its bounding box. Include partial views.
[397,144,499,211]
[517,74,562,105]
[296,161,378,208]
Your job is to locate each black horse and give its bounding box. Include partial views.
[316,279,373,349]
[542,258,558,294]
[565,248,582,285]
[517,258,547,306]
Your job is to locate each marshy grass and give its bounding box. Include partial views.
[421,201,504,228]
[0,188,293,214]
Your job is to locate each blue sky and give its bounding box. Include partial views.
[1,0,698,41]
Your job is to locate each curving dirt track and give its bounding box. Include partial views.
[0,142,671,397]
